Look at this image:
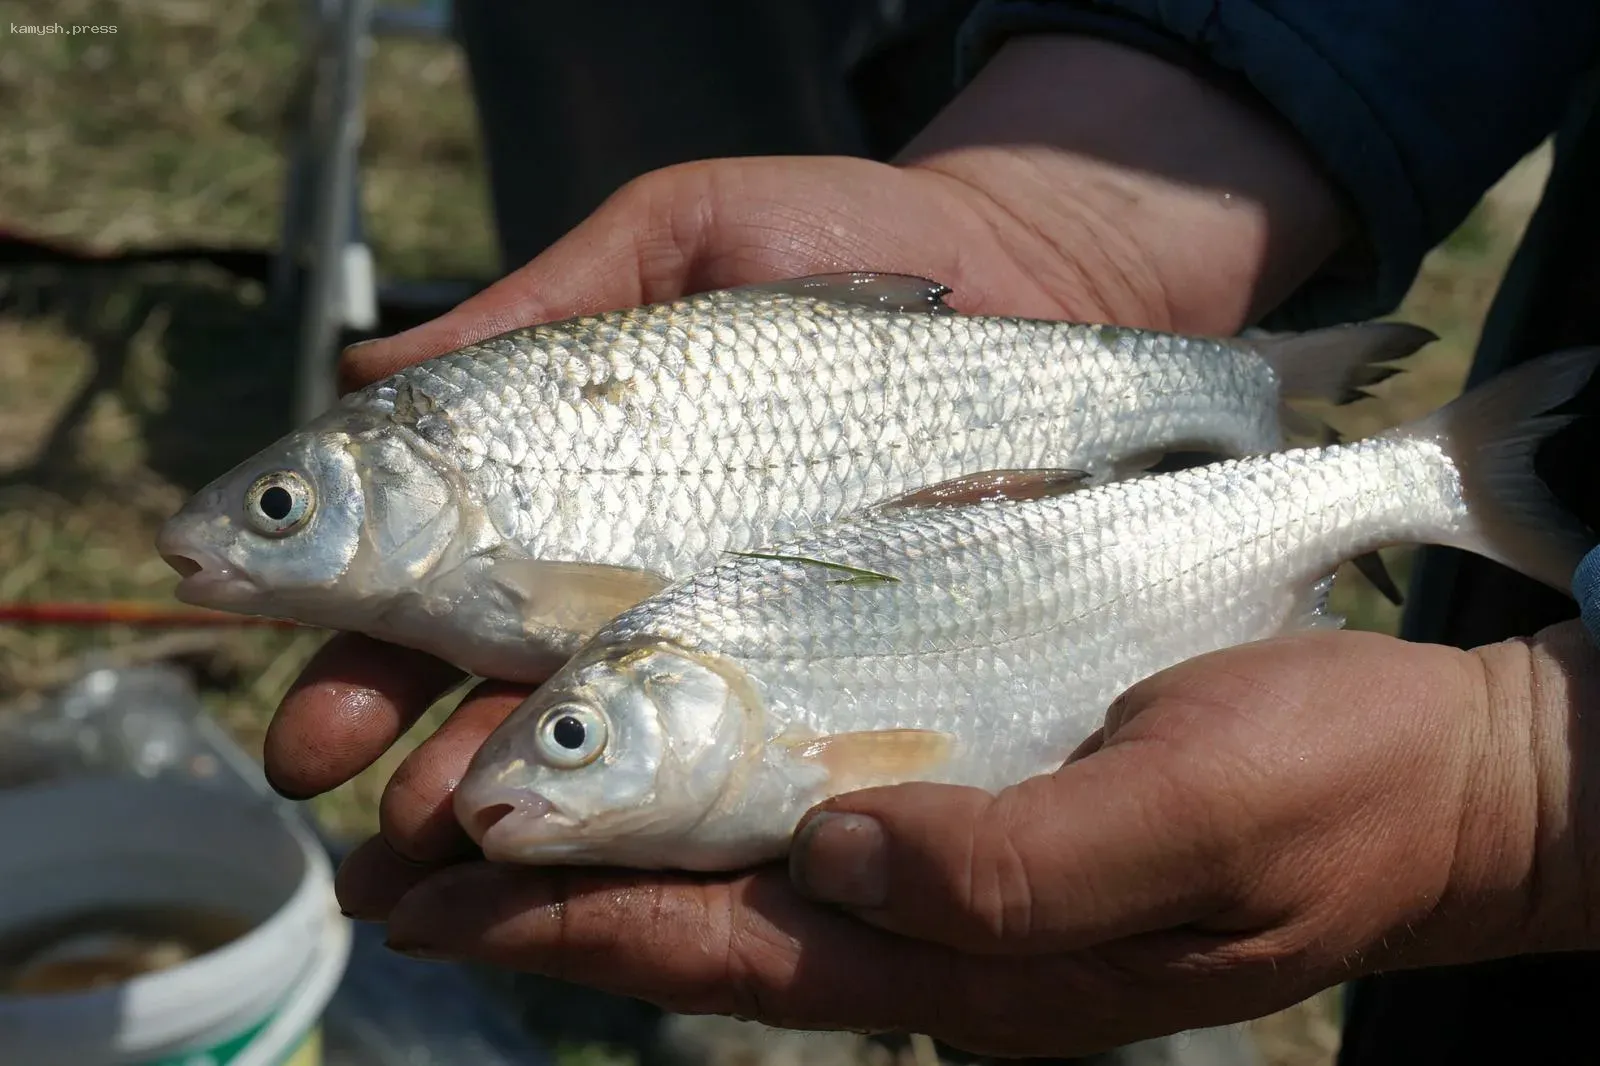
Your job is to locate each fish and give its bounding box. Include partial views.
[156,273,1429,682]
[452,346,1600,872]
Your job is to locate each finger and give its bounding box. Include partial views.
[384,859,1326,1057]
[266,634,466,798]
[786,737,1234,958]
[379,681,529,862]
[383,861,969,1035]
[335,833,467,922]
[336,163,711,392]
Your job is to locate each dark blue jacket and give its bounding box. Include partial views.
[958,1,1600,328]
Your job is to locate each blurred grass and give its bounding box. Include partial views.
[0,0,495,839]
[0,3,1552,1065]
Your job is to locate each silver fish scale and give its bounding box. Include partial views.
[594,434,1461,791]
[348,287,1285,579]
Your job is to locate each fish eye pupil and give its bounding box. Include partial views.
[551,715,587,750]
[259,485,294,521]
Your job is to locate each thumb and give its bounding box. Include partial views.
[786,734,1235,956]
[336,161,721,394]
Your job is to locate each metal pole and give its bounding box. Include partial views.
[293,0,375,424]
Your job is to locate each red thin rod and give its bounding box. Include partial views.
[0,602,307,629]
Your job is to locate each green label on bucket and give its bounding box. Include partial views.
[141,1015,267,1066]
[141,1015,319,1066]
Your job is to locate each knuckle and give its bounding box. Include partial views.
[956,794,1041,947]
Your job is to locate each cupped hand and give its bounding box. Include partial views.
[323,624,1598,1057]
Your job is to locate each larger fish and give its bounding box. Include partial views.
[453,347,1599,871]
[156,273,1427,681]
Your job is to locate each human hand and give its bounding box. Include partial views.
[326,625,1599,1057]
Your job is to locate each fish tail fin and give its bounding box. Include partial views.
[1395,346,1600,594]
[1243,320,1436,415]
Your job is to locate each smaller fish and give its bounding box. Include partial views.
[452,348,1599,872]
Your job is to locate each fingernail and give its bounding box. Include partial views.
[341,337,382,355]
[790,811,887,908]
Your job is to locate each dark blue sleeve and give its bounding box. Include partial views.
[1572,547,1600,644]
[956,1,1600,328]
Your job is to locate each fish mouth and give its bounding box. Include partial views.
[155,524,256,606]
[454,779,574,861]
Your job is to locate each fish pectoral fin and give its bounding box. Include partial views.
[782,728,956,789]
[1108,450,1164,480]
[483,558,669,634]
[878,469,1092,510]
[737,273,956,314]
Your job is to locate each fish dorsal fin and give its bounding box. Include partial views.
[878,469,1092,510]
[736,272,956,314]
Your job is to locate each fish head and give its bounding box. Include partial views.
[156,421,367,615]
[156,409,466,628]
[455,641,760,865]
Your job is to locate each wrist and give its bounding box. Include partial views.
[896,35,1354,335]
[1459,623,1600,956]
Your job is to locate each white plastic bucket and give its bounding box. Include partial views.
[0,776,352,1066]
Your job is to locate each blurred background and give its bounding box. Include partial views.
[0,2,1556,1064]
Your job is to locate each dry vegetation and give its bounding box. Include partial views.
[0,3,1551,1064]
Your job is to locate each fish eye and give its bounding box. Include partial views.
[534,702,609,769]
[244,471,314,536]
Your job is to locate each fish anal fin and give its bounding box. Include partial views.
[484,557,669,636]
[879,469,1091,510]
[784,728,956,789]
[1242,321,1434,407]
[1277,405,1337,444]
[1349,551,1404,606]
[738,273,955,314]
